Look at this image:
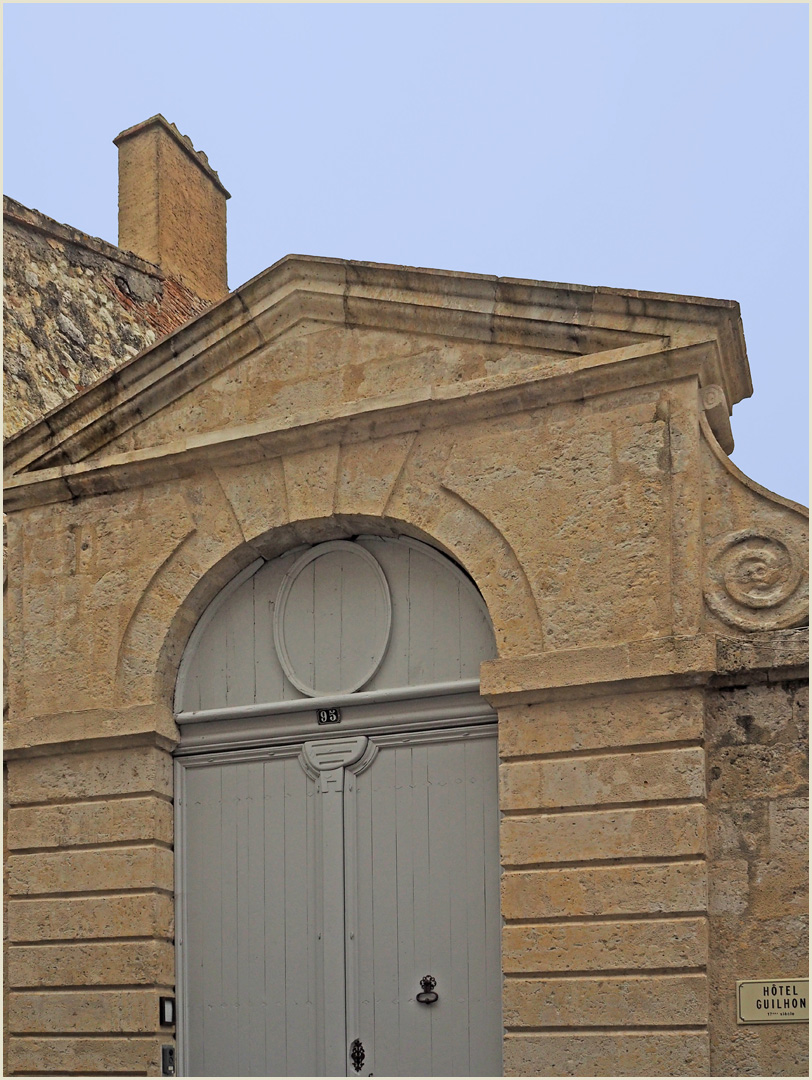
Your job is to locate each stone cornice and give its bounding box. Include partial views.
[4,255,751,479]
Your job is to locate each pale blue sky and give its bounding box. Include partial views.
[4,3,808,505]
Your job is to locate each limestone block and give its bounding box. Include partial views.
[707,801,769,860]
[4,704,179,756]
[334,434,416,517]
[8,797,172,849]
[498,689,704,757]
[8,940,174,987]
[211,459,288,544]
[707,859,749,915]
[768,797,809,858]
[7,1035,163,1076]
[503,1031,710,1077]
[705,682,808,802]
[501,804,706,866]
[502,862,707,920]
[282,445,340,521]
[502,916,707,973]
[8,893,174,942]
[6,746,172,805]
[500,747,705,811]
[482,635,717,700]
[444,399,673,650]
[503,973,708,1027]
[8,989,162,1033]
[710,913,809,981]
[748,855,810,918]
[7,847,173,896]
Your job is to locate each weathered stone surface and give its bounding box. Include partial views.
[8,797,172,849]
[502,916,707,973]
[501,804,706,866]
[502,862,707,920]
[3,197,209,439]
[8,989,162,1033]
[7,894,174,943]
[500,747,705,810]
[6,747,173,805]
[706,682,808,801]
[482,635,718,700]
[6,1035,163,1076]
[503,1031,710,1077]
[503,973,708,1027]
[8,940,174,987]
[283,445,341,522]
[497,688,704,757]
[706,676,809,1077]
[4,704,180,757]
[7,847,173,896]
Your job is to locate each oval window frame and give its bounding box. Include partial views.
[272,539,393,697]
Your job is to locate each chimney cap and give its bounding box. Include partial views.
[114,113,231,199]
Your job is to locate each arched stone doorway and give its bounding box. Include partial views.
[173,535,503,1076]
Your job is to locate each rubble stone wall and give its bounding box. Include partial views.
[3,198,209,439]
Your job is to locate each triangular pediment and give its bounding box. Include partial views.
[4,255,751,501]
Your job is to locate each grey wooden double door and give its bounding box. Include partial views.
[178,726,502,1076]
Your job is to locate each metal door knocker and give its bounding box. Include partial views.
[416,975,438,1004]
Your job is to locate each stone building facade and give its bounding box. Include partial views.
[4,116,808,1077]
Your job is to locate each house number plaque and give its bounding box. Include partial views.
[737,979,808,1024]
[318,708,342,725]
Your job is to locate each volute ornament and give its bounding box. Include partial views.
[704,529,808,631]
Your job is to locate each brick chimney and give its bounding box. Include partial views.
[114,114,230,302]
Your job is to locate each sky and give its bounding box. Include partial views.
[3,3,808,506]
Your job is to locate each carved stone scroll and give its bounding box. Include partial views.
[704,529,808,631]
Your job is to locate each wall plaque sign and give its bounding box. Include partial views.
[737,980,809,1024]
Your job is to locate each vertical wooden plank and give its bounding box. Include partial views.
[285,561,316,696]
[446,740,471,1075]
[217,764,239,1075]
[223,581,256,707]
[182,766,207,1075]
[254,557,290,704]
[236,761,267,1074]
[463,738,488,1075]
[195,613,227,710]
[427,740,454,1076]
[283,755,317,1076]
[313,551,342,693]
[263,755,290,1073]
[406,545,435,685]
[433,568,463,682]
[197,765,224,1074]
[364,538,409,691]
[409,741,434,1075]
[394,745,418,1075]
[339,548,376,691]
[481,733,503,1077]
[370,746,400,1073]
[353,746,376,1074]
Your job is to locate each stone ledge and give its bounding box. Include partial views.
[714,628,809,679]
[482,636,718,703]
[4,703,179,759]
